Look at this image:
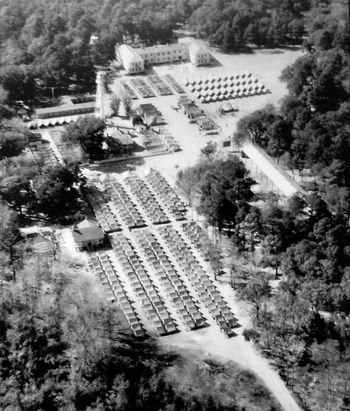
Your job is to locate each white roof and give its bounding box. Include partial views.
[118,45,144,64]
[188,42,208,54]
[135,43,188,54]
[242,143,304,197]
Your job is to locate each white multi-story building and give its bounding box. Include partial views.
[188,42,211,66]
[116,41,211,74]
[135,43,189,66]
[116,44,145,74]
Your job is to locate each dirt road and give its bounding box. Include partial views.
[159,321,302,411]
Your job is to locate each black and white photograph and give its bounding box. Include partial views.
[0,0,349,410]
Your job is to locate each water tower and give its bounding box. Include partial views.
[95,71,106,119]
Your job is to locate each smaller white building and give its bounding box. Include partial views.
[188,43,211,66]
[242,143,305,198]
[116,45,145,73]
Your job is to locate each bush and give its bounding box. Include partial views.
[243,328,260,341]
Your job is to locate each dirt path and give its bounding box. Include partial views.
[159,318,302,411]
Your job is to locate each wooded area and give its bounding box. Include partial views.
[0,250,280,410]
[174,2,350,409]
[0,0,326,102]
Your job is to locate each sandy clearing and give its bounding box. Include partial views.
[108,47,304,185]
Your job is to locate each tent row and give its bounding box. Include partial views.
[147,75,173,96]
[103,179,146,229]
[29,141,60,166]
[89,252,145,338]
[189,78,261,92]
[110,232,178,336]
[185,72,269,103]
[130,77,156,98]
[196,86,268,103]
[145,169,187,220]
[28,116,79,129]
[182,221,212,255]
[86,188,122,233]
[185,72,254,86]
[133,229,207,331]
[157,225,237,337]
[124,173,170,225]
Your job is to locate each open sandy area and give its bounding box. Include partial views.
[109,46,303,185]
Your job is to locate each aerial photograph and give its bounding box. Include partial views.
[0,0,349,410]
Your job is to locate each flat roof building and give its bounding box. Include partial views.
[242,143,305,198]
[36,102,95,119]
[116,45,145,74]
[135,43,189,66]
[116,41,211,74]
[188,42,211,66]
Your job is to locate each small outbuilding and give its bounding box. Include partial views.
[72,219,106,251]
[106,129,135,155]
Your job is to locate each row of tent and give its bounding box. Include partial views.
[28,116,79,129]
[185,72,254,86]
[195,86,268,103]
[188,78,262,92]
[185,72,269,103]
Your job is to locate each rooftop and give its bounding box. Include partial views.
[134,43,188,54]
[72,218,105,243]
[36,101,95,115]
[107,129,134,146]
[242,143,305,197]
[189,42,208,53]
[117,44,144,63]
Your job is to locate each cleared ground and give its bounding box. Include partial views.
[94,46,304,410]
[109,46,303,185]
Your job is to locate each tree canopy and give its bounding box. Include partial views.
[0,0,316,101]
[177,147,255,232]
[229,2,350,407]
[62,116,106,160]
[0,253,280,410]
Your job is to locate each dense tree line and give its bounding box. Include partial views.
[178,146,350,411]
[0,0,322,104]
[220,2,350,408]
[177,144,255,233]
[0,153,85,223]
[238,194,350,410]
[0,109,87,223]
[176,4,350,405]
[234,14,350,217]
[188,0,310,51]
[0,0,182,102]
